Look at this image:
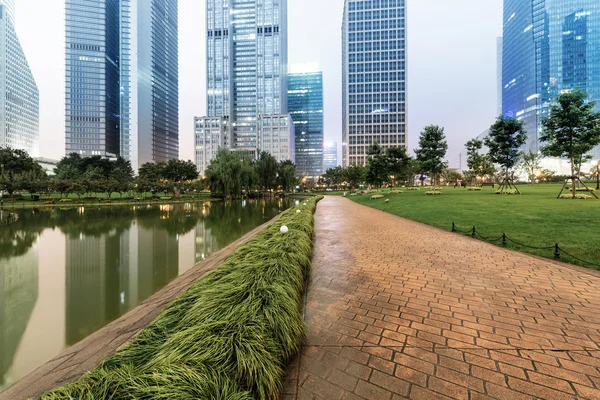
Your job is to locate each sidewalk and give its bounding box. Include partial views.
[282,196,600,400]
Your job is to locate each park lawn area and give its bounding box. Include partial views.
[347,184,600,269]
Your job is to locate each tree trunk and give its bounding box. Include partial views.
[571,156,576,199]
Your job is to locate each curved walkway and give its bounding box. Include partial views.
[283,196,600,400]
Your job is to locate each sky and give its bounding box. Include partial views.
[15,0,503,169]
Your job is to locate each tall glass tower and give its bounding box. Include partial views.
[288,72,324,180]
[65,0,179,168]
[0,0,40,156]
[196,0,293,174]
[502,0,600,156]
[342,0,407,167]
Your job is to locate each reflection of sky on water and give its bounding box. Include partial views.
[0,199,290,392]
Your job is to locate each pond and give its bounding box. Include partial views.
[0,198,293,391]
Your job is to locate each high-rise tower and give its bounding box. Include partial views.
[0,0,39,156]
[502,0,600,157]
[65,0,179,168]
[342,0,407,167]
[196,0,293,175]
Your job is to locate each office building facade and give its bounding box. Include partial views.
[323,142,338,171]
[65,0,179,168]
[342,0,407,167]
[288,72,324,180]
[502,0,600,157]
[196,0,291,172]
[0,0,39,156]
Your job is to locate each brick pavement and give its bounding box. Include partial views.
[282,196,600,400]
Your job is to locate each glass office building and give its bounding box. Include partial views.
[342,0,407,167]
[0,0,40,157]
[288,72,324,179]
[502,0,600,157]
[323,142,338,171]
[196,0,293,172]
[66,0,178,168]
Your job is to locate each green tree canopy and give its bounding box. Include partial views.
[255,151,278,190]
[485,116,527,174]
[519,151,544,185]
[414,125,448,185]
[540,89,600,197]
[366,141,389,188]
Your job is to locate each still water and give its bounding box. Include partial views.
[0,199,291,391]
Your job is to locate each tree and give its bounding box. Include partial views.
[255,151,278,191]
[279,163,297,192]
[205,148,244,198]
[345,164,367,188]
[0,147,44,198]
[54,153,83,177]
[485,116,527,193]
[322,166,345,189]
[386,146,411,185]
[465,139,495,185]
[414,125,448,186]
[366,141,389,188]
[442,170,463,185]
[540,89,600,198]
[163,159,199,197]
[519,151,544,185]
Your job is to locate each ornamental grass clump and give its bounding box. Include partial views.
[406,187,420,191]
[467,186,482,191]
[390,190,403,194]
[559,193,593,200]
[370,194,384,200]
[495,189,518,195]
[425,191,442,195]
[39,196,322,400]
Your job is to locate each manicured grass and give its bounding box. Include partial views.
[39,197,322,400]
[347,185,600,269]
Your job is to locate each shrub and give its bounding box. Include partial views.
[559,194,593,200]
[59,198,73,203]
[160,196,172,200]
[349,193,359,197]
[406,187,420,191]
[390,190,403,194]
[370,195,384,200]
[40,197,323,400]
[495,189,519,195]
[425,191,442,195]
[467,187,482,191]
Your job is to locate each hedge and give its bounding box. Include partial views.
[39,197,322,400]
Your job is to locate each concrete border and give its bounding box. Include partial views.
[0,212,285,400]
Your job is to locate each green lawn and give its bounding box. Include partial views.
[346,184,600,269]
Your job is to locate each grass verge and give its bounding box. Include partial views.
[39,196,322,400]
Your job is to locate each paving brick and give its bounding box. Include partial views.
[279,197,600,400]
[354,380,392,400]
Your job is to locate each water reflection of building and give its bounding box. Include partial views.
[0,247,38,387]
[194,220,220,264]
[65,224,179,346]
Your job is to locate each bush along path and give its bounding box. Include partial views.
[39,196,322,400]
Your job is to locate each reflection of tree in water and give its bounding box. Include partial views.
[202,199,291,249]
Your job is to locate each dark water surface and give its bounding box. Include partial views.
[0,199,292,390]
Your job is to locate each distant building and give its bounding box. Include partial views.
[65,0,179,168]
[195,117,228,176]
[288,71,324,180]
[196,0,291,172]
[0,0,39,157]
[33,158,59,176]
[496,37,503,117]
[258,115,295,163]
[323,142,338,172]
[502,0,600,159]
[342,0,407,166]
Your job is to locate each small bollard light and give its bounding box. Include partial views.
[280,225,289,233]
[385,199,389,203]
[296,210,301,213]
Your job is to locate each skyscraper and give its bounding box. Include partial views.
[0,0,39,157]
[502,0,600,156]
[288,71,324,180]
[323,142,338,171]
[65,0,179,168]
[342,0,407,167]
[497,37,503,117]
[196,0,293,174]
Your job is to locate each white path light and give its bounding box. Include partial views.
[280,226,289,233]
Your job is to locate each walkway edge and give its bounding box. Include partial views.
[346,196,600,279]
[0,212,286,400]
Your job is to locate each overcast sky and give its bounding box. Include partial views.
[15,0,502,169]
